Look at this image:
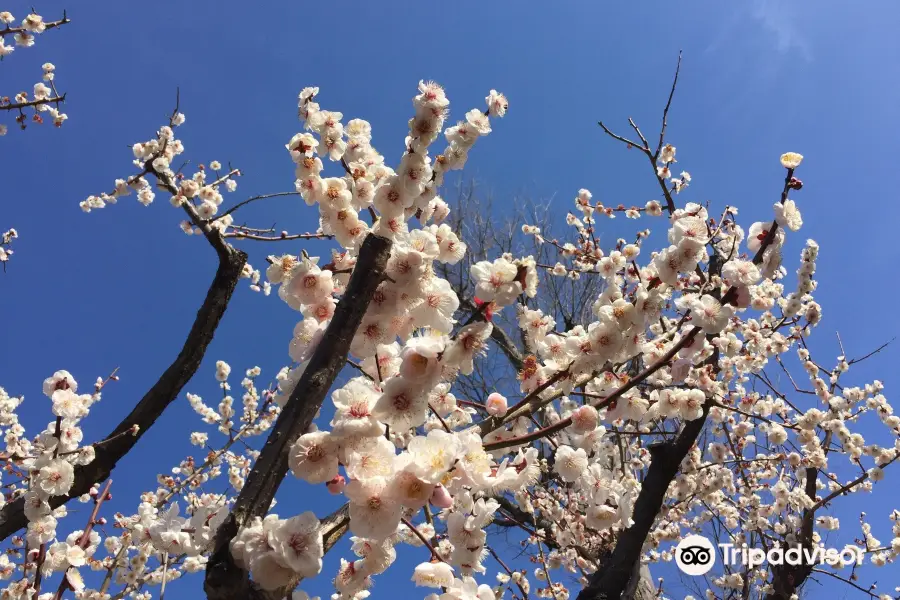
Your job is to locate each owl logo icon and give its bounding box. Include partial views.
[675,535,716,576]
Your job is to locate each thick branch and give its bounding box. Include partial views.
[489,325,525,371]
[224,231,332,242]
[204,233,392,600]
[577,68,799,596]
[576,408,709,600]
[0,246,247,541]
[320,504,351,554]
[578,164,793,598]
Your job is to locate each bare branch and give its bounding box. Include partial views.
[597,121,650,156]
[848,337,895,365]
[627,117,649,149]
[654,51,682,160]
[225,230,333,242]
[215,192,301,222]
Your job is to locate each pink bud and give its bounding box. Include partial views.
[570,405,599,434]
[429,484,453,509]
[485,393,508,417]
[326,475,346,495]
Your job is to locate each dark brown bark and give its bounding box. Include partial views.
[576,409,708,600]
[204,233,392,600]
[577,164,798,600]
[765,563,814,600]
[0,246,247,541]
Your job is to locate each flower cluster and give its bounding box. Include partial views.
[1,11,69,135]
[0,369,128,595]
[0,227,17,266]
[231,512,324,590]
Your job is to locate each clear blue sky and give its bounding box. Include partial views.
[3,1,900,598]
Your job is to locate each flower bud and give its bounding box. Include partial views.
[326,474,346,495]
[429,484,454,509]
[485,393,508,416]
[570,405,599,434]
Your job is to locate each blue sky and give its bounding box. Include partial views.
[3,1,900,598]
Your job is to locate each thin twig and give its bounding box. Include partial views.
[215,192,301,221]
[597,121,650,156]
[654,50,682,160]
[848,338,894,365]
[401,517,446,563]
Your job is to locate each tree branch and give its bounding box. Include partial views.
[0,13,70,38]
[215,192,301,222]
[654,51,682,161]
[482,327,700,451]
[0,94,66,111]
[0,244,247,541]
[204,233,392,600]
[577,407,709,600]
[461,298,524,371]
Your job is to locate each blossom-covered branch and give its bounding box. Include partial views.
[0,244,247,541]
[0,227,17,270]
[0,10,70,135]
[205,233,391,600]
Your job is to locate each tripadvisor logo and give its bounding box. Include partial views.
[675,535,716,576]
[674,535,865,576]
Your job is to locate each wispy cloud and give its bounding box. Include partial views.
[700,1,813,124]
[751,0,813,61]
[703,0,813,63]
